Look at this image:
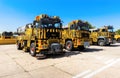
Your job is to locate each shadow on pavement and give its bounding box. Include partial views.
[46,51,81,59]
[38,48,103,59]
[105,44,120,47]
[82,48,103,53]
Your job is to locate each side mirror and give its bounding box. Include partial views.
[33,20,36,25]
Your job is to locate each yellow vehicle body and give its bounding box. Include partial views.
[16,14,63,57]
[62,20,90,51]
[90,26,115,46]
[0,32,16,45]
[114,34,120,42]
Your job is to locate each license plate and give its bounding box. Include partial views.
[84,42,90,48]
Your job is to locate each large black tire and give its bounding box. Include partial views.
[17,42,22,50]
[98,40,105,46]
[117,38,120,43]
[65,41,73,51]
[30,43,36,56]
[23,41,29,52]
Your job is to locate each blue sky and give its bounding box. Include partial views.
[0,0,120,32]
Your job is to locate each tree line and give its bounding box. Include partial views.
[0,22,119,35]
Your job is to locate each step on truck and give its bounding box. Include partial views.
[62,20,90,51]
[90,26,116,46]
[16,14,64,58]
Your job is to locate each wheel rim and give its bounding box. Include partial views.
[66,43,71,49]
[30,47,35,54]
[17,42,20,49]
[99,41,104,46]
[22,42,25,48]
[17,43,19,48]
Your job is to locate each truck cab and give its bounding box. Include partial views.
[17,14,63,58]
[90,26,115,46]
[62,20,90,51]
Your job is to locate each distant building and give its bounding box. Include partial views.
[17,26,26,34]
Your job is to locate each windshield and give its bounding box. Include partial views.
[77,22,89,31]
[70,24,89,31]
[80,25,89,31]
[108,29,113,32]
[35,22,61,29]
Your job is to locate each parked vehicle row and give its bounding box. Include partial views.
[16,14,116,58]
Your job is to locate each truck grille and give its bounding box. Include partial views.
[46,32,60,39]
[81,33,89,38]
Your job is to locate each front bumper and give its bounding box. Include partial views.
[37,43,63,54]
[50,43,63,53]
